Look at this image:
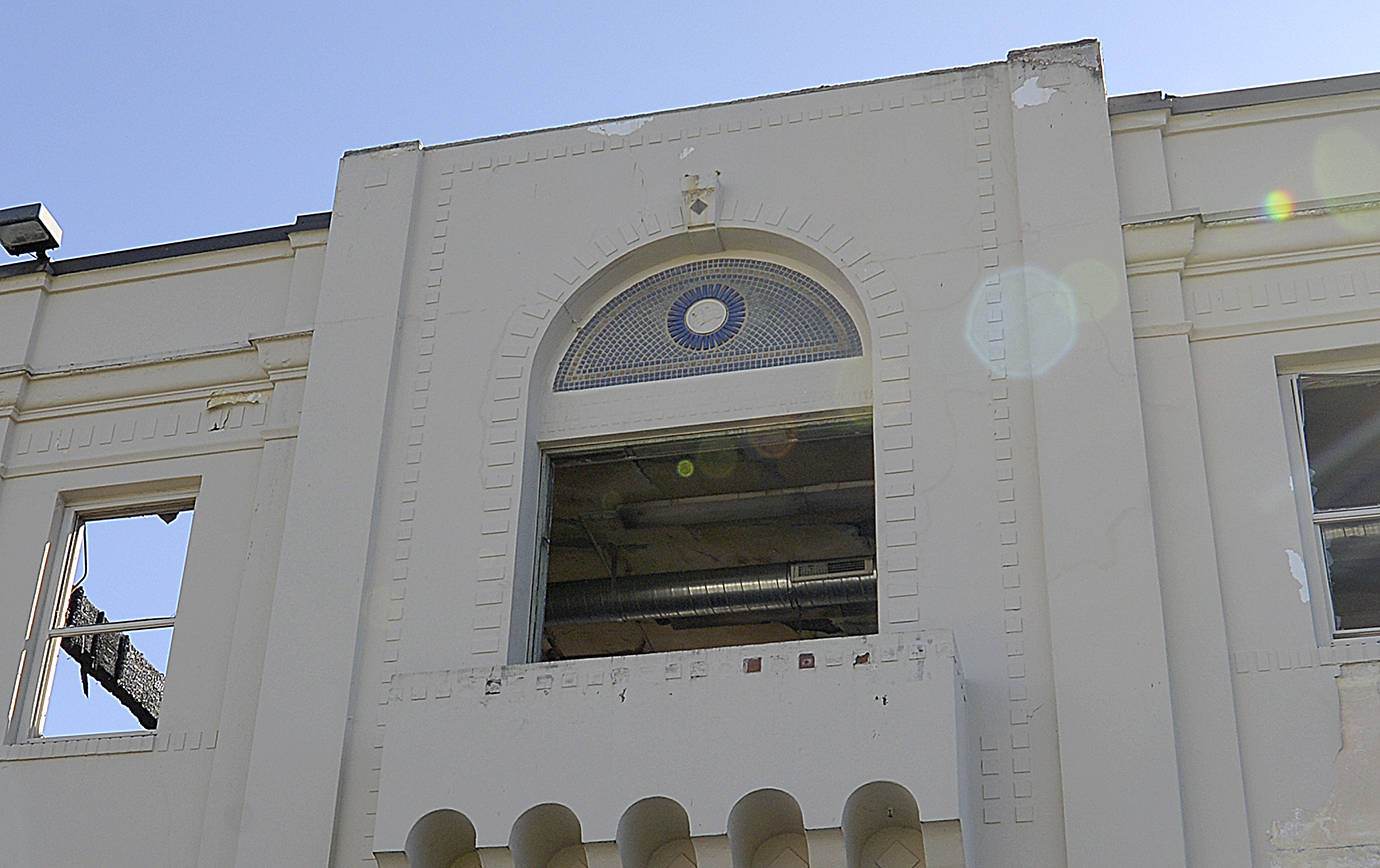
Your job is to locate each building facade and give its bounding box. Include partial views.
[2,40,1378,867]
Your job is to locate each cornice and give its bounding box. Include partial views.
[48,241,295,294]
[1108,108,1170,135]
[426,65,998,179]
[0,268,51,296]
[1124,198,1380,277]
[7,330,311,419]
[1160,88,1380,137]
[1122,214,1199,272]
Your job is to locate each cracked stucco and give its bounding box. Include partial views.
[1268,662,1380,867]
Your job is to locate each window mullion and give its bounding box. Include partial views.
[49,616,176,638]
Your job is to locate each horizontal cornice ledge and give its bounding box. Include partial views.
[14,342,279,416]
[1183,200,1380,274]
[1109,107,1170,134]
[0,269,52,296]
[0,368,29,413]
[251,330,314,379]
[1122,213,1200,269]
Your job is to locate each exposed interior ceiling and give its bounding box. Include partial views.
[541,417,876,660]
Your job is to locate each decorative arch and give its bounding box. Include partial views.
[553,257,862,391]
[472,204,920,664]
[842,782,925,868]
[617,797,696,868]
[510,803,587,868]
[405,809,479,868]
[727,789,809,868]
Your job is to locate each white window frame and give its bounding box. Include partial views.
[6,484,197,744]
[1281,371,1380,641]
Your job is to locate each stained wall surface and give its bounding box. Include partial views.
[1112,76,1380,868]
[1,40,1377,868]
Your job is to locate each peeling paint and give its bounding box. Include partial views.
[1287,549,1310,602]
[679,146,694,160]
[207,390,264,430]
[1268,663,1380,865]
[587,116,650,136]
[1012,77,1056,108]
[206,390,263,410]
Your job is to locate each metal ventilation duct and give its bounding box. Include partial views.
[544,559,877,626]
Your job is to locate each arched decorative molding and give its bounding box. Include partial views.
[471,202,920,663]
[842,782,923,868]
[511,803,586,868]
[405,809,479,868]
[553,258,862,391]
[727,789,808,868]
[618,797,696,868]
[389,783,964,868]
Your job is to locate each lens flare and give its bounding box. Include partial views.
[1059,259,1121,322]
[1264,189,1294,222]
[965,266,1079,378]
[696,440,739,479]
[676,459,694,478]
[749,429,797,460]
[1313,129,1380,234]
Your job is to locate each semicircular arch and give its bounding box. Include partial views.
[469,205,918,664]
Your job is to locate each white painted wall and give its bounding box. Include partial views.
[2,39,1378,868]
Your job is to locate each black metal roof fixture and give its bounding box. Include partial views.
[0,203,63,261]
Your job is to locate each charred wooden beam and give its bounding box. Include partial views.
[59,586,163,729]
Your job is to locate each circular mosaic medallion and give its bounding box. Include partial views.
[667,283,745,349]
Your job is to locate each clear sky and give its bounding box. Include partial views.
[4,0,1379,261]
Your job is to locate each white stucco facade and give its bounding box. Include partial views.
[2,40,1379,867]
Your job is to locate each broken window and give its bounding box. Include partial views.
[534,416,876,661]
[1296,373,1380,633]
[26,503,193,737]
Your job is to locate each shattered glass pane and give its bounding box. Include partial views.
[1320,518,1380,631]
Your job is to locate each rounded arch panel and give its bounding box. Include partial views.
[511,803,586,868]
[727,789,808,868]
[553,257,862,392]
[405,809,478,868]
[842,782,925,868]
[617,796,695,868]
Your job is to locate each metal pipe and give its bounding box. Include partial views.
[544,562,876,626]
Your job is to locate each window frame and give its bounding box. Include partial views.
[7,484,197,744]
[1281,371,1380,641]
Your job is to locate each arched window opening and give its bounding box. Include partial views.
[527,250,875,663]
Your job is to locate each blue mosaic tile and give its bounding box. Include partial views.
[554,258,862,391]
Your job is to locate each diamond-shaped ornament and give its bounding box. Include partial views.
[764,846,808,868]
[682,173,718,228]
[875,839,923,868]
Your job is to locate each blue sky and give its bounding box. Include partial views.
[5,0,1380,261]
[7,1,1380,734]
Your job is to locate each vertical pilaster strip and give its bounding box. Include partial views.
[1006,43,1187,867]
[0,269,47,490]
[235,142,422,867]
[1125,216,1253,866]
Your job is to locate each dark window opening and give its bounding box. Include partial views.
[538,417,876,660]
[1299,373,1380,632]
